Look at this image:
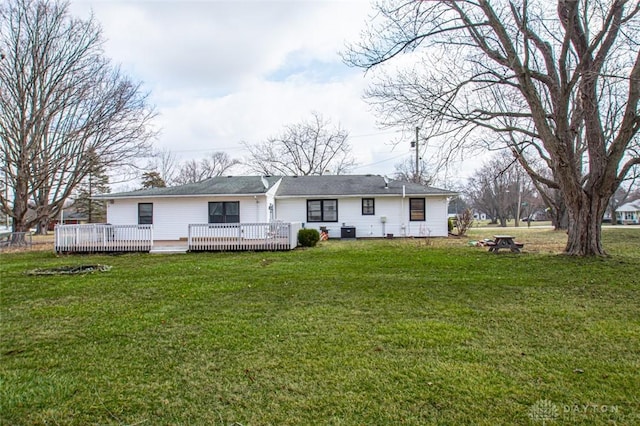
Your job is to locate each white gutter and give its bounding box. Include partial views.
[93,193,269,200]
[402,185,406,236]
[274,192,457,200]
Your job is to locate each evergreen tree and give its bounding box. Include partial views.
[72,157,110,223]
[141,171,167,189]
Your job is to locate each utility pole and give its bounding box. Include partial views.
[411,126,420,183]
[88,170,93,223]
[415,126,420,182]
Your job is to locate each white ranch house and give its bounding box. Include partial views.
[55,175,456,252]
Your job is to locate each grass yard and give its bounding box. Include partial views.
[1,228,639,425]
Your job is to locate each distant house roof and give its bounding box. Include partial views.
[63,211,88,221]
[617,201,640,212]
[97,175,457,199]
[275,175,456,197]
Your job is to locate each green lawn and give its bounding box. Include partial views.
[1,229,639,425]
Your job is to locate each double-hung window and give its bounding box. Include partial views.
[138,203,153,225]
[409,198,425,221]
[307,199,338,222]
[362,198,375,215]
[208,201,240,223]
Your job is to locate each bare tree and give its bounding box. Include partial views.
[243,112,356,176]
[0,0,156,233]
[393,157,434,185]
[466,152,518,227]
[465,151,543,227]
[173,160,203,186]
[173,152,240,185]
[147,147,178,185]
[345,0,640,256]
[200,151,241,178]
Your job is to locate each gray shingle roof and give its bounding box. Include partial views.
[275,175,456,197]
[98,175,457,199]
[98,176,281,198]
[617,201,640,212]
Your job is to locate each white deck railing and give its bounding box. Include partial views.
[54,222,301,253]
[54,224,153,253]
[188,222,300,251]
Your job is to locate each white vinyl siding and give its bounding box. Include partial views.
[107,196,269,240]
[105,192,451,240]
[275,196,449,237]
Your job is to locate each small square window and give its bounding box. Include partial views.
[362,198,375,215]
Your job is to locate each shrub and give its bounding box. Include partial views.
[448,217,454,233]
[455,209,474,236]
[298,229,320,247]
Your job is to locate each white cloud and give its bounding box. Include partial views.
[68,0,464,182]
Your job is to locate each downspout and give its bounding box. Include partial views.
[254,196,259,222]
[402,185,406,236]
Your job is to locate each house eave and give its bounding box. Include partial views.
[275,192,458,199]
[94,193,269,200]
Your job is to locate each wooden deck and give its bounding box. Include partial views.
[55,224,153,253]
[54,223,301,253]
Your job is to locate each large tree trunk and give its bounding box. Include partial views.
[611,213,618,225]
[12,174,30,233]
[550,206,569,231]
[36,219,50,235]
[565,194,607,256]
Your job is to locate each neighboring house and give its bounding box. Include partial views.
[94,175,457,240]
[472,211,487,221]
[616,201,640,224]
[47,210,89,231]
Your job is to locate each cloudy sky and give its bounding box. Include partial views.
[69,0,466,183]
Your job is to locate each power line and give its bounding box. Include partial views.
[351,152,408,170]
[157,129,403,155]
[349,130,402,139]
[159,145,245,154]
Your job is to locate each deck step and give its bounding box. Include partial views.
[149,246,188,254]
